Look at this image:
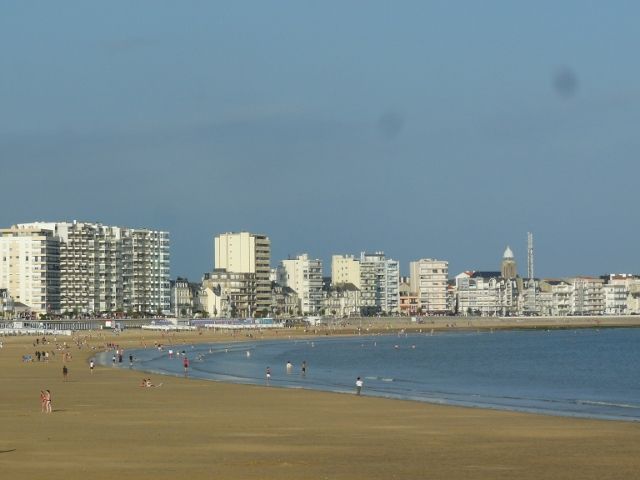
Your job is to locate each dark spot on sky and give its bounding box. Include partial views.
[377,110,405,139]
[553,67,579,98]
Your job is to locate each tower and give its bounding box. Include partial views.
[527,232,534,279]
[501,246,517,279]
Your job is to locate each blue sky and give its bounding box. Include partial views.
[1,1,639,279]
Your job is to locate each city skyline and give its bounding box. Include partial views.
[3,2,640,280]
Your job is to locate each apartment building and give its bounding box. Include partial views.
[568,277,605,315]
[214,232,271,316]
[539,280,573,316]
[322,282,361,317]
[359,252,399,314]
[277,254,323,314]
[0,226,60,314]
[5,222,170,315]
[455,271,518,316]
[170,277,201,317]
[409,258,449,314]
[331,254,361,289]
[200,269,256,318]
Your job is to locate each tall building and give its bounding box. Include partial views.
[214,232,271,316]
[359,252,399,314]
[331,254,361,288]
[409,258,449,314]
[3,221,170,315]
[0,226,60,314]
[277,254,323,314]
[501,246,517,279]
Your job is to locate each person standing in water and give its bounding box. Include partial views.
[183,356,189,376]
[301,360,307,377]
[355,377,363,396]
[266,366,272,384]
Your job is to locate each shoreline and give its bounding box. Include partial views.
[3,325,640,479]
[100,327,640,424]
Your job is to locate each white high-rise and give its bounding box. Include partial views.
[409,258,449,314]
[359,252,399,314]
[0,226,60,314]
[214,232,271,316]
[2,221,170,315]
[277,254,323,314]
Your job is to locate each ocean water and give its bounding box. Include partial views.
[99,328,640,421]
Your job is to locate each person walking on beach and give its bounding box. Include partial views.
[40,390,47,413]
[89,359,95,374]
[355,377,363,396]
[45,390,52,413]
[62,365,68,382]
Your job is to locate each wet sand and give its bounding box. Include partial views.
[1,324,640,479]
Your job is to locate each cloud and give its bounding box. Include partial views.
[377,110,405,139]
[552,67,579,98]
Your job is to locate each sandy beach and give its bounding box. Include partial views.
[2,322,640,479]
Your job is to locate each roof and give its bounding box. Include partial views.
[470,271,502,279]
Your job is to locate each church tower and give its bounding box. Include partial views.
[501,246,517,279]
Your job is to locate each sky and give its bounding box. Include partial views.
[1,1,639,279]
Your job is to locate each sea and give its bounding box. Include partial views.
[98,327,640,422]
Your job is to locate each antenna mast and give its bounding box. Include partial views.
[527,232,534,279]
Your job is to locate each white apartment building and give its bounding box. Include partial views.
[0,227,60,314]
[409,258,448,314]
[539,280,573,316]
[359,252,399,314]
[568,277,605,315]
[331,255,361,289]
[277,254,323,314]
[214,232,271,316]
[455,271,518,316]
[7,222,170,315]
[601,274,640,315]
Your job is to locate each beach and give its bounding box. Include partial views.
[2,322,640,479]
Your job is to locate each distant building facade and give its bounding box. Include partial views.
[359,252,399,314]
[0,226,61,315]
[200,269,256,318]
[214,232,271,316]
[5,221,171,315]
[331,255,361,289]
[276,254,323,314]
[409,258,449,314]
[323,282,361,317]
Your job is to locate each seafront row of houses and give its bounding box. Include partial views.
[1,221,638,319]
